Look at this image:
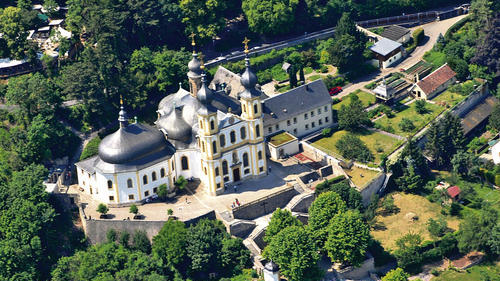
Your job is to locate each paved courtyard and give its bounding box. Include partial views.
[69,158,313,222]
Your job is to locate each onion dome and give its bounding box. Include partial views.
[188,52,202,78]
[158,105,192,143]
[264,261,279,272]
[98,123,169,164]
[239,54,262,99]
[197,72,214,105]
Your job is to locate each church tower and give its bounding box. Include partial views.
[238,37,267,176]
[187,33,202,97]
[197,62,220,195]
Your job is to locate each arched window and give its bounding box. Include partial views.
[222,160,228,175]
[243,104,246,113]
[181,156,189,170]
[220,135,226,147]
[152,171,157,181]
[143,175,148,185]
[127,179,133,188]
[240,127,246,139]
[199,120,203,129]
[160,168,165,178]
[107,180,113,189]
[212,141,217,153]
[258,151,262,160]
[215,167,220,176]
[254,103,258,114]
[243,153,249,167]
[204,167,207,175]
[210,120,215,130]
[230,131,236,143]
[202,141,206,152]
[256,124,260,137]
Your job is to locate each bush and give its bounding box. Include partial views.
[129,204,138,215]
[449,202,461,216]
[324,75,347,89]
[107,229,117,243]
[97,203,108,215]
[80,136,101,161]
[322,128,332,137]
[320,65,328,73]
[431,268,440,276]
[413,28,425,45]
[399,118,416,132]
[119,231,130,248]
[335,133,374,163]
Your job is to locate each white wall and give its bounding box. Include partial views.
[265,104,332,138]
[492,142,500,165]
[382,51,402,68]
[269,139,299,160]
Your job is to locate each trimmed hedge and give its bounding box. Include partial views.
[444,15,471,39]
[412,28,425,45]
[80,136,101,161]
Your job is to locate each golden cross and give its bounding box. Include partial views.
[199,52,205,69]
[189,33,196,46]
[242,37,250,53]
[120,95,123,105]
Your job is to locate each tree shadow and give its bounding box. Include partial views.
[372,221,387,231]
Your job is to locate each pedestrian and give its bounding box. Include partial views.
[235,198,240,206]
[234,185,237,193]
[268,167,272,173]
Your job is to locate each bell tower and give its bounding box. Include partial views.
[187,33,202,97]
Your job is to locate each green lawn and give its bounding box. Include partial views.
[311,128,402,163]
[374,101,445,137]
[332,90,376,110]
[345,166,381,188]
[423,51,447,70]
[431,263,500,281]
[269,132,295,146]
[433,90,467,107]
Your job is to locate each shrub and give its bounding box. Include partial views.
[449,202,461,216]
[413,28,425,45]
[119,231,130,248]
[322,128,332,137]
[415,100,427,114]
[399,118,416,132]
[431,268,440,276]
[320,65,328,73]
[80,136,101,161]
[97,203,108,215]
[107,229,117,243]
[129,204,138,215]
[495,174,500,186]
[335,133,374,163]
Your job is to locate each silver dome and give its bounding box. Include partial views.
[98,123,169,164]
[188,53,202,78]
[239,56,262,99]
[158,106,192,143]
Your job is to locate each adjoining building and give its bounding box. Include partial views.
[411,63,457,100]
[262,79,333,138]
[373,79,396,101]
[403,60,433,82]
[380,25,411,44]
[369,38,404,68]
[76,43,268,205]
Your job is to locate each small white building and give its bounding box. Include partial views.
[267,132,299,160]
[263,79,333,138]
[370,38,404,69]
[491,140,500,165]
[411,63,457,100]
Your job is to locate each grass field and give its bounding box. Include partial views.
[371,192,460,251]
[433,90,467,107]
[423,51,447,70]
[269,132,295,146]
[311,128,402,163]
[345,166,381,188]
[374,101,445,137]
[332,90,377,110]
[431,263,500,281]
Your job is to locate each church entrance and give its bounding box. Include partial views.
[232,168,241,182]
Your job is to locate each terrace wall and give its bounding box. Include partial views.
[359,172,386,206]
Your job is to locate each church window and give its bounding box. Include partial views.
[268,127,272,134]
[256,125,261,137]
[243,153,249,167]
[254,103,258,114]
[143,175,148,185]
[215,167,220,176]
[220,135,226,147]
[258,151,262,160]
[107,180,113,189]
[275,124,279,130]
[244,168,250,175]
[287,120,291,126]
[212,141,217,153]
[222,161,228,175]
[325,117,329,123]
[293,117,297,124]
[160,168,165,178]
[109,196,114,201]
[230,131,236,143]
[202,141,206,152]
[304,113,308,120]
[129,194,135,200]
[181,156,189,170]
[204,167,207,175]
[199,120,203,129]
[259,167,264,172]
[240,127,246,139]
[127,179,133,188]
[210,120,215,130]
[152,171,157,181]
[243,104,246,113]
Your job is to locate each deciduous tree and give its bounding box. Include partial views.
[308,191,347,248]
[242,0,299,35]
[265,208,303,242]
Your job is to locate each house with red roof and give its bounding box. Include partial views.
[446,185,461,201]
[411,63,457,100]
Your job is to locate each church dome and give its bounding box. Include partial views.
[240,65,257,89]
[187,53,202,78]
[158,106,192,143]
[197,73,214,105]
[98,123,169,164]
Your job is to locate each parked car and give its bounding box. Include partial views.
[329,86,343,96]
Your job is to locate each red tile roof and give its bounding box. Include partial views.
[447,185,461,198]
[416,64,456,95]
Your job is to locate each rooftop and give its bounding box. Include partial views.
[380,25,411,41]
[447,185,461,198]
[370,38,402,56]
[263,79,331,126]
[461,95,498,135]
[268,131,296,147]
[416,64,457,95]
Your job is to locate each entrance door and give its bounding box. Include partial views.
[232,168,241,182]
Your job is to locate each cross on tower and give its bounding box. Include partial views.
[189,33,196,46]
[199,52,205,69]
[242,37,250,53]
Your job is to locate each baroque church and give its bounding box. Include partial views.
[75,39,268,205]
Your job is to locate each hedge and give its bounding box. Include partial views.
[412,28,425,45]
[80,136,101,161]
[444,15,471,40]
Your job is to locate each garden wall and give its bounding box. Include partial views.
[359,172,386,206]
[450,83,489,118]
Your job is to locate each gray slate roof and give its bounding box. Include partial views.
[263,79,331,126]
[381,25,410,42]
[370,38,402,56]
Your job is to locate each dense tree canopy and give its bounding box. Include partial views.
[381,268,410,281]
[337,94,369,130]
[458,206,499,255]
[180,0,228,42]
[264,208,303,242]
[335,133,374,163]
[243,0,299,35]
[308,191,347,248]
[263,226,322,281]
[315,180,363,210]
